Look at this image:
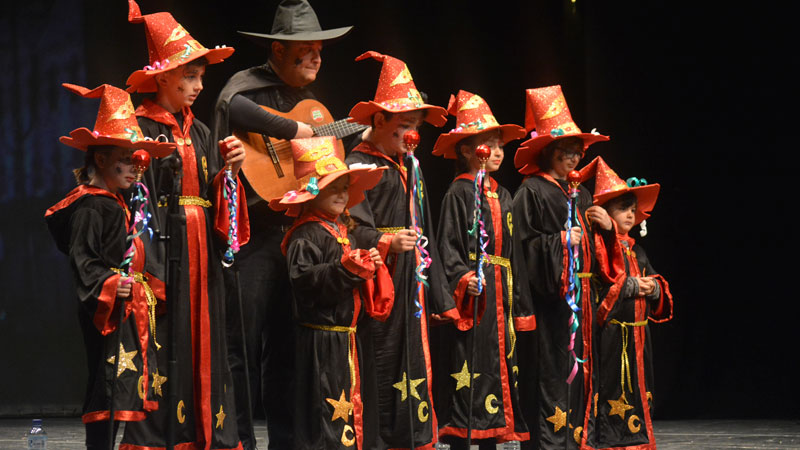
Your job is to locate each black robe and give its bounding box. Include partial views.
[512,173,616,450]
[120,100,247,450]
[346,141,458,448]
[433,175,534,442]
[590,235,673,449]
[45,185,159,424]
[213,62,315,449]
[284,213,394,449]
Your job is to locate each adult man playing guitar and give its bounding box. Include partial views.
[212,1,352,448]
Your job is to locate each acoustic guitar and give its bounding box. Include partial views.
[234,99,368,201]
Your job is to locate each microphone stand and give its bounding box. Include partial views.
[159,152,183,450]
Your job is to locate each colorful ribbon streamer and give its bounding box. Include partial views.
[468,168,489,295]
[221,168,240,267]
[407,152,430,319]
[565,182,586,384]
[120,180,153,280]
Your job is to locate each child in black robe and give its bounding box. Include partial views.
[579,156,673,449]
[121,3,249,448]
[45,83,174,449]
[431,90,534,448]
[344,51,458,448]
[270,136,393,449]
[511,85,620,449]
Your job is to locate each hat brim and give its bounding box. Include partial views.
[432,124,525,159]
[348,101,448,128]
[237,26,353,46]
[596,183,660,225]
[269,166,387,217]
[59,128,176,158]
[514,132,610,175]
[125,46,235,93]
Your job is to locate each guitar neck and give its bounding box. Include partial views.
[312,119,368,140]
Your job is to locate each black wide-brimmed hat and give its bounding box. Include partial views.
[238,0,352,44]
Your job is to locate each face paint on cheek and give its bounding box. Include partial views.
[294,58,303,66]
[115,166,123,175]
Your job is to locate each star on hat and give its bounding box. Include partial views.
[433,90,525,159]
[59,83,175,157]
[125,0,234,93]
[269,136,386,217]
[514,85,609,175]
[348,51,447,127]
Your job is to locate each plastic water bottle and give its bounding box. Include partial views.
[26,419,47,449]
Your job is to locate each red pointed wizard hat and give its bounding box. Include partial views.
[514,85,609,175]
[125,0,234,93]
[348,51,447,127]
[59,83,175,157]
[579,156,660,225]
[269,136,386,217]
[432,90,525,159]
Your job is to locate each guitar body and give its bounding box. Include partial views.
[234,99,349,201]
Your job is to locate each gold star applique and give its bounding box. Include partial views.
[392,372,425,401]
[107,100,135,122]
[390,65,413,86]
[546,405,567,433]
[164,25,188,46]
[215,404,226,429]
[541,94,566,120]
[107,343,138,378]
[459,94,485,111]
[450,361,480,391]
[325,390,353,422]
[152,371,167,397]
[608,394,634,420]
[482,114,500,127]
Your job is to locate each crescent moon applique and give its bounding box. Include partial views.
[341,424,355,446]
[417,401,429,423]
[485,394,499,414]
[177,400,186,424]
[628,414,641,433]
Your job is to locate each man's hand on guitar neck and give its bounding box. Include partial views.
[294,121,315,139]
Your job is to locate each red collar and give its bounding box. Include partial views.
[281,211,347,255]
[136,99,195,138]
[618,233,636,249]
[454,173,498,193]
[46,184,126,217]
[353,141,404,170]
[531,170,572,197]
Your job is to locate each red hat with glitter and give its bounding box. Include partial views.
[514,85,609,175]
[579,156,659,226]
[348,51,447,127]
[269,136,387,217]
[59,83,175,158]
[432,90,525,159]
[125,0,234,93]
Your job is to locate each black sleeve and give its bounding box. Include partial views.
[286,236,368,308]
[228,94,298,140]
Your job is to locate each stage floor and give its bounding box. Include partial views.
[1,418,798,449]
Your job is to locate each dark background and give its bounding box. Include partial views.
[1,0,793,419]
